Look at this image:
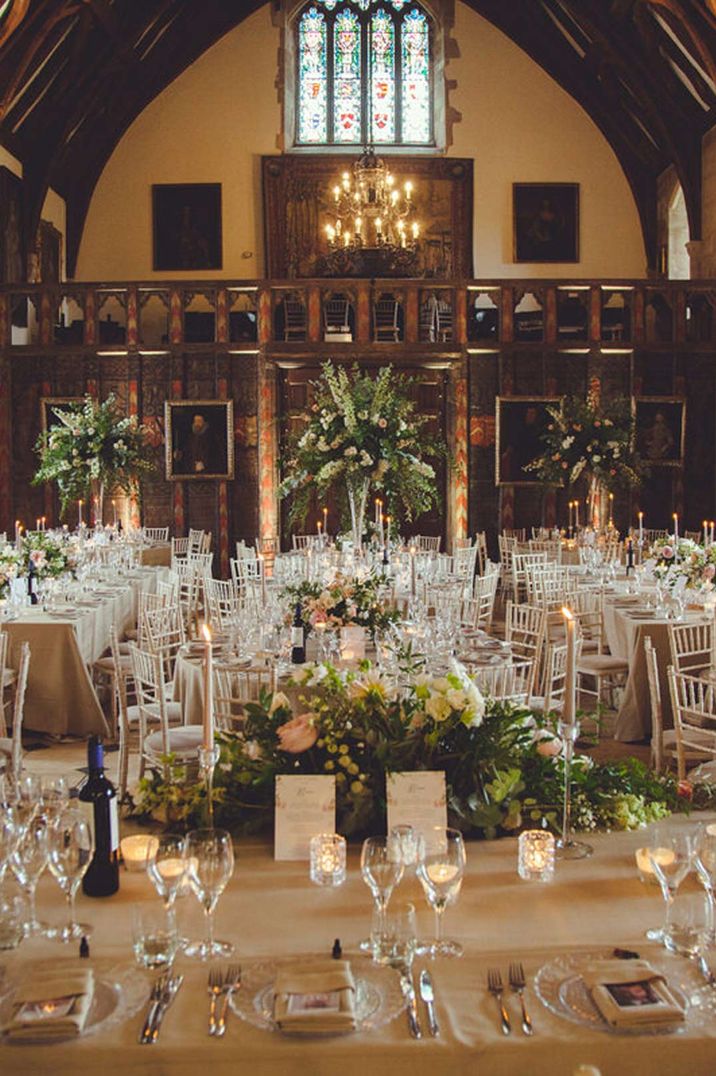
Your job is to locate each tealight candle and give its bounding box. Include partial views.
[120,834,159,872]
[310,833,347,887]
[518,830,555,882]
[635,846,676,885]
[426,862,459,885]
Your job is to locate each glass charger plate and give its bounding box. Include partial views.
[534,949,707,1035]
[0,966,149,1046]
[229,957,405,1036]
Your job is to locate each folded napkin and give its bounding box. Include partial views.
[273,960,356,1033]
[582,960,685,1029]
[3,969,95,1041]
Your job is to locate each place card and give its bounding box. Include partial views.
[386,770,447,839]
[274,775,336,861]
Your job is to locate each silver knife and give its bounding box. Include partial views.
[400,972,422,1039]
[142,974,184,1044]
[419,969,440,1037]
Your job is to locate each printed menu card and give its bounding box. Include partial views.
[386,770,447,838]
[274,774,336,860]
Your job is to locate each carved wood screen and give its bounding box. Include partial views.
[278,361,448,548]
[263,155,473,280]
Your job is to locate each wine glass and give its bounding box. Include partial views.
[0,802,22,895]
[183,828,235,960]
[39,776,70,825]
[416,826,466,958]
[647,825,696,949]
[360,836,405,950]
[147,834,187,909]
[695,827,716,944]
[12,774,42,831]
[11,817,51,937]
[47,809,93,943]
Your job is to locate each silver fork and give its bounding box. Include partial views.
[508,962,533,1035]
[215,964,242,1038]
[139,972,169,1044]
[207,967,223,1035]
[487,968,511,1035]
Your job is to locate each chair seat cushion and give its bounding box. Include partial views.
[144,725,205,757]
[577,655,629,673]
[94,655,132,674]
[2,669,16,688]
[127,701,183,726]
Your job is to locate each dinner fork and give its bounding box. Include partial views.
[139,972,169,1044]
[215,964,242,1037]
[487,968,511,1035]
[207,967,223,1035]
[508,961,533,1035]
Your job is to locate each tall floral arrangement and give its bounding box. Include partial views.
[281,573,401,635]
[33,395,153,514]
[525,394,643,492]
[278,363,444,546]
[647,536,716,592]
[22,531,77,580]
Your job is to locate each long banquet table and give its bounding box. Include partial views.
[4,821,716,1075]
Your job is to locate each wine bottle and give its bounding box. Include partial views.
[78,736,120,897]
[27,561,38,605]
[291,603,306,664]
[626,537,634,575]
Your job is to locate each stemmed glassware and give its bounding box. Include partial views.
[360,836,405,951]
[39,776,70,824]
[647,825,696,949]
[556,720,593,860]
[0,801,22,895]
[694,826,716,943]
[183,829,235,960]
[147,834,188,910]
[416,826,466,958]
[11,816,51,937]
[47,809,93,943]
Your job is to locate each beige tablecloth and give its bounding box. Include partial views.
[3,569,165,737]
[140,543,171,568]
[4,822,716,1075]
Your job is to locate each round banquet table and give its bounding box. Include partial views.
[3,819,716,1075]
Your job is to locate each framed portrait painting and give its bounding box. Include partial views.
[495,397,561,486]
[40,397,84,434]
[513,183,579,263]
[634,398,685,467]
[152,184,222,271]
[165,400,234,481]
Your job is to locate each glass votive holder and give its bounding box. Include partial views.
[120,834,159,872]
[635,846,675,886]
[309,833,347,887]
[518,830,555,882]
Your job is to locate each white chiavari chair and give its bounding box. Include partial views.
[504,602,547,697]
[204,577,242,633]
[214,663,278,732]
[467,659,532,705]
[524,564,575,609]
[469,563,500,632]
[512,551,549,605]
[174,557,204,634]
[498,534,518,601]
[528,538,562,563]
[415,535,441,553]
[0,642,30,778]
[529,638,582,715]
[667,620,713,676]
[142,527,169,543]
[142,603,187,681]
[129,643,204,783]
[188,528,206,554]
[645,636,680,775]
[667,665,716,782]
[0,631,16,734]
[236,540,258,565]
[170,536,190,568]
[575,597,629,716]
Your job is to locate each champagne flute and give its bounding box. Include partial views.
[360,836,405,950]
[11,817,51,936]
[47,809,93,943]
[694,827,716,944]
[417,826,466,958]
[183,828,235,960]
[648,825,696,950]
[146,834,186,909]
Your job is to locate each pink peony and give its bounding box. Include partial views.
[704,565,716,581]
[661,545,674,560]
[276,714,318,754]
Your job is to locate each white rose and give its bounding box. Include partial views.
[268,691,292,715]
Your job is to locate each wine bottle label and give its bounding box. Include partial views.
[291,626,304,646]
[77,794,119,851]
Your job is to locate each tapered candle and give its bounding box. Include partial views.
[410,545,417,598]
[385,515,391,544]
[78,500,84,528]
[112,499,117,526]
[201,623,214,751]
[323,506,328,534]
[258,553,267,604]
[317,519,322,538]
[15,520,21,551]
[41,516,46,532]
[36,518,40,532]
[704,521,709,547]
[673,513,679,543]
[638,511,644,543]
[562,607,576,725]
[575,502,580,528]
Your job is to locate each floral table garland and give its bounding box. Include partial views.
[134,661,710,837]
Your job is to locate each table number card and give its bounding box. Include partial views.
[386,771,447,839]
[274,775,336,861]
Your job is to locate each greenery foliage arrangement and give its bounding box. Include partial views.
[281,573,401,635]
[524,393,644,492]
[133,661,704,837]
[33,394,154,513]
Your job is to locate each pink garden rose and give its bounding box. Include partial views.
[704,565,716,581]
[661,545,674,560]
[276,714,318,754]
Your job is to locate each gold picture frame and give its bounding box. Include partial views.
[495,396,561,486]
[634,397,685,468]
[165,400,234,481]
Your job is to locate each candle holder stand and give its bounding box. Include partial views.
[556,720,593,860]
[198,744,221,827]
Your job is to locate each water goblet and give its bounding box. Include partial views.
[147,834,188,909]
[361,834,404,930]
[416,826,466,959]
[47,808,93,943]
[183,828,235,960]
[11,817,51,937]
[647,825,697,949]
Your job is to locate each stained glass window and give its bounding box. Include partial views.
[298,7,328,144]
[295,0,434,147]
[333,9,361,143]
[401,9,430,143]
[371,10,395,144]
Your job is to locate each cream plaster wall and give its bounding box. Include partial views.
[76,0,646,281]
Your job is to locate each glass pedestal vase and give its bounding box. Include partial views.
[587,476,609,534]
[347,480,369,555]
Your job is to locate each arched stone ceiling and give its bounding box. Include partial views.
[0,0,714,275]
